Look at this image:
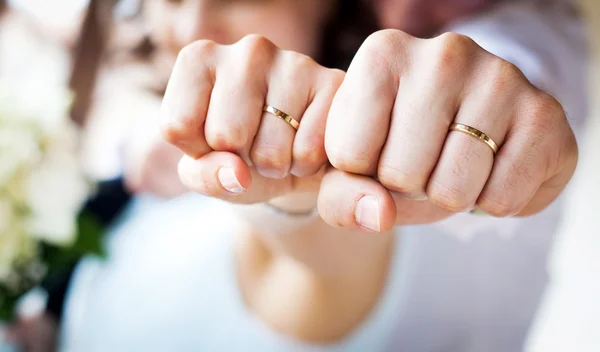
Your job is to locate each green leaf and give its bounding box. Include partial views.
[0,290,17,322]
[72,211,105,257]
[42,211,106,277]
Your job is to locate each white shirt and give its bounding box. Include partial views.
[61,1,589,351]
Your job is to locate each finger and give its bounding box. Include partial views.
[178,152,294,204]
[205,35,272,158]
[478,90,577,217]
[326,31,410,175]
[290,69,344,177]
[427,57,523,212]
[250,51,317,179]
[378,33,474,199]
[389,192,454,225]
[318,167,397,233]
[160,40,217,159]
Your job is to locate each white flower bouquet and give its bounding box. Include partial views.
[0,78,101,320]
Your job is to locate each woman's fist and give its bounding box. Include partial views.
[160,35,343,204]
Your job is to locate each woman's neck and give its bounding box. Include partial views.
[233,217,395,343]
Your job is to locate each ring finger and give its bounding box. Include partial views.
[426,60,524,212]
[250,51,323,179]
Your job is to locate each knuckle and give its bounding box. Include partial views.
[159,117,197,146]
[159,123,180,145]
[421,32,475,89]
[328,68,346,86]
[178,40,217,65]
[364,29,409,54]
[326,145,374,174]
[435,32,476,54]
[522,90,565,138]
[285,51,317,71]
[377,164,425,194]
[428,180,473,212]
[318,68,346,92]
[233,35,276,79]
[522,90,575,178]
[205,125,247,152]
[251,144,289,170]
[358,29,410,73]
[294,142,325,169]
[562,127,579,167]
[278,50,319,82]
[511,160,540,187]
[483,58,525,95]
[238,34,275,57]
[430,32,474,68]
[530,91,565,123]
[477,195,518,217]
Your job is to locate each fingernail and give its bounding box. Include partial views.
[355,196,381,232]
[218,167,245,194]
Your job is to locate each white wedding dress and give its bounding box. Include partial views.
[60,193,573,352]
[61,194,408,351]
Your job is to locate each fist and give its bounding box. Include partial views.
[160,35,343,204]
[318,30,578,232]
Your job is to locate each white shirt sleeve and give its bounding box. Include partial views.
[447,0,589,137]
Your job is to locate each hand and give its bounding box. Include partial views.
[318,30,578,232]
[160,35,343,205]
[123,117,188,198]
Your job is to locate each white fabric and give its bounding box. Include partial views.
[526,0,600,350]
[61,1,588,351]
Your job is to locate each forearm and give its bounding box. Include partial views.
[232,195,395,342]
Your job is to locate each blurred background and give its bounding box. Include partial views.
[0,0,599,351]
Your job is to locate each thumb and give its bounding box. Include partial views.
[178,152,294,204]
[317,167,397,233]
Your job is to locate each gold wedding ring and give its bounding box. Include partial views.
[449,123,499,155]
[263,105,300,131]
